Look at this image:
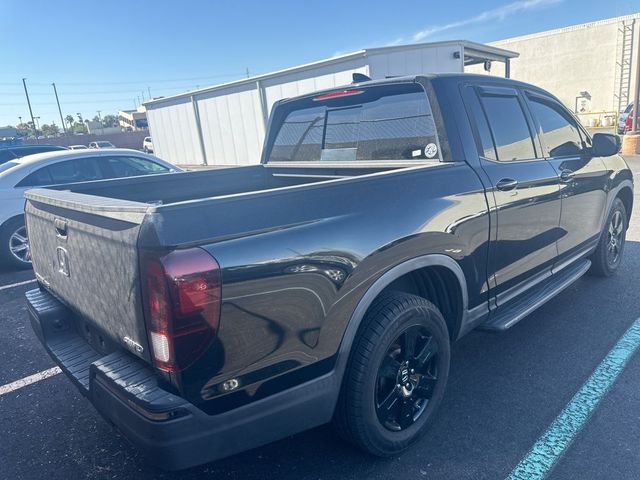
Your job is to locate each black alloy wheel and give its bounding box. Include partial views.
[334,291,450,457]
[375,325,439,431]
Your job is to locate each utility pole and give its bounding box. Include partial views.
[34,116,41,136]
[22,78,37,143]
[51,82,67,136]
[147,86,151,99]
[96,110,103,135]
[246,67,250,78]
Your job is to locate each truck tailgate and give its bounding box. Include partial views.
[24,188,152,362]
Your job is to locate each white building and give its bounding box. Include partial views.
[144,41,517,166]
[118,107,149,131]
[469,14,640,126]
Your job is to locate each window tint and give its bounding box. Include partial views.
[528,96,583,157]
[268,83,439,163]
[17,167,53,187]
[480,94,536,161]
[463,87,496,160]
[103,156,169,178]
[47,158,104,184]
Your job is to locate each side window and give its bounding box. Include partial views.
[479,92,536,161]
[47,158,104,184]
[462,86,497,160]
[16,167,53,187]
[103,156,169,178]
[527,94,584,157]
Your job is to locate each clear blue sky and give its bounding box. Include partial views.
[0,0,636,127]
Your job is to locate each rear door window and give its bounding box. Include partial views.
[267,83,439,163]
[478,89,537,161]
[102,156,169,178]
[48,158,104,183]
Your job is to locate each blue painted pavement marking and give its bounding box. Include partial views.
[507,317,640,480]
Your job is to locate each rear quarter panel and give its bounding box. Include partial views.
[153,163,490,411]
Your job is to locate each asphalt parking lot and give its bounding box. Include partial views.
[2,157,640,480]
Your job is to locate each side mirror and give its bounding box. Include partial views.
[592,133,620,157]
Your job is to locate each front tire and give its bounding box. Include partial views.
[334,292,450,456]
[0,217,32,270]
[589,198,627,277]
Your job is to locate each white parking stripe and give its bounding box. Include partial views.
[0,279,36,291]
[0,367,61,395]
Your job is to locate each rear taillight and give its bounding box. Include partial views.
[141,248,221,372]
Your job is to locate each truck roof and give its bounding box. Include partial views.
[276,73,546,105]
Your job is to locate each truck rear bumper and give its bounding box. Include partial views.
[27,287,339,470]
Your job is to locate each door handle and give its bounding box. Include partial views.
[54,218,68,239]
[496,178,518,191]
[559,170,575,183]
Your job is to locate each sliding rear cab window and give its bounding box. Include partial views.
[266,83,440,164]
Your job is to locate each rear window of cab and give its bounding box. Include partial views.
[266,83,440,163]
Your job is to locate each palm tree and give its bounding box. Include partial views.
[65,115,74,131]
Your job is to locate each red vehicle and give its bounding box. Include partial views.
[624,110,640,134]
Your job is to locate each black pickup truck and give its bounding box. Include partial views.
[25,74,632,469]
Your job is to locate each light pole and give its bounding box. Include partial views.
[22,78,37,143]
[52,83,67,136]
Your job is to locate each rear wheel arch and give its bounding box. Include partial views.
[336,255,467,375]
[617,185,633,224]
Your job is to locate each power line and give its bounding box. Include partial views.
[0,72,247,87]
[0,85,202,96]
[2,98,135,106]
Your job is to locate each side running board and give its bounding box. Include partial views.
[480,258,591,332]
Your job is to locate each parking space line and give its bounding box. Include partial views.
[0,367,61,396]
[0,279,36,291]
[507,317,640,480]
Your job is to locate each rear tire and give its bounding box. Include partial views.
[0,217,32,270]
[589,198,627,277]
[333,291,450,456]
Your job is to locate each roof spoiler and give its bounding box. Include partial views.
[352,73,372,83]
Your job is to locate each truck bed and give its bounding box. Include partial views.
[45,164,396,206]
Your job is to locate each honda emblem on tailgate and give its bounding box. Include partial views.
[56,246,70,277]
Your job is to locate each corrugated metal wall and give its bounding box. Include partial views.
[147,96,205,165]
[196,82,265,166]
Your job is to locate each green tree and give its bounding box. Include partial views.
[41,123,60,137]
[102,114,118,128]
[72,122,88,134]
[65,115,75,131]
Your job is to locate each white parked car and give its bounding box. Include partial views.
[68,144,88,150]
[0,149,182,269]
[143,136,153,153]
[88,140,115,149]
